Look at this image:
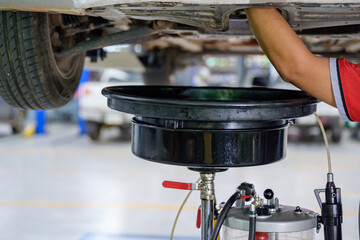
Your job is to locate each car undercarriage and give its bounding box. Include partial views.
[1,1,360,109]
[2,2,360,56]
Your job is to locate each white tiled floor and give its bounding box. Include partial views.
[0,124,358,240]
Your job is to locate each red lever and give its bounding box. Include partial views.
[241,195,252,199]
[196,206,201,228]
[162,181,192,190]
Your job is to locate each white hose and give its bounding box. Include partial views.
[314,113,332,174]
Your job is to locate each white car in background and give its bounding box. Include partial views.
[270,76,344,143]
[293,102,343,143]
[78,69,143,141]
[0,1,360,110]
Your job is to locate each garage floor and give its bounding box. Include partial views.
[0,123,358,240]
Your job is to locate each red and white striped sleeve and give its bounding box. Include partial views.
[330,58,360,122]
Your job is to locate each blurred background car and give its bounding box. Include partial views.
[179,54,345,143]
[293,102,344,143]
[78,69,143,141]
[0,97,26,134]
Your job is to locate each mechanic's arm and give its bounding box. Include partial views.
[246,8,336,107]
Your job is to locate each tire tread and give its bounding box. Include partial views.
[0,11,84,109]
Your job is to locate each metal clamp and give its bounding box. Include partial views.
[314,188,325,209]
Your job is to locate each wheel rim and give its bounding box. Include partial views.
[48,14,84,80]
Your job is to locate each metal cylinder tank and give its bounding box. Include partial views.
[222,205,318,240]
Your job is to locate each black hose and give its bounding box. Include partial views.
[209,192,240,240]
[248,215,256,240]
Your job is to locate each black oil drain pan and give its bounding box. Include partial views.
[102,86,318,169]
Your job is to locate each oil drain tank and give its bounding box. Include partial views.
[102,86,318,169]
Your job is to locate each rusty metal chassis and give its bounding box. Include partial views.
[87,3,360,31]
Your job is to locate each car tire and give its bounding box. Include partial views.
[86,121,101,141]
[0,11,85,109]
[139,49,176,85]
[11,109,26,134]
[119,125,132,140]
[11,125,21,134]
[331,126,342,143]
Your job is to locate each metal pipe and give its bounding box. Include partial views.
[56,26,156,57]
[200,173,215,240]
[201,199,214,240]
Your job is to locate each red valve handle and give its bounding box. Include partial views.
[196,206,201,228]
[162,181,192,190]
[241,195,252,199]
